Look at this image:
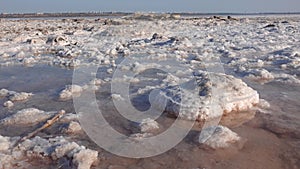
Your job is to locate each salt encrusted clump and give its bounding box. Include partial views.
[1,53,10,58]
[111,94,124,101]
[22,57,36,65]
[0,108,56,125]
[139,118,159,133]
[129,133,153,141]
[59,85,83,100]
[246,69,274,83]
[257,99,271,109]
[153,72,259,122]
[56,47,81,58]
[89,78,103,86]
[273,73,300,84]
[0,135,19,168]
[0,88,33,102]
[53,58,81,67]
[15,51,26,59]
[3,101,14,108]
[28,37,46,44]
[199,125,244,149]
[0,89,10,97]
[0,135,12,151]
[0,135,98,169]
[60,113,79,122]
[0,108,78,127]
[9,92,33,102]
[61,121,82,134]
[47,36,70,46]
[73,149,98,169]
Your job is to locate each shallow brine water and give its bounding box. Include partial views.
[0,64,299,169]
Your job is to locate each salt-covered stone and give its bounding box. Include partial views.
[0,89,9,97]
[22,57,36,65]
[129,133,153,141]
[60,113,79,122]
[0,135,11,151]
[274,73,300,84]
[90,78,102,86]
[1,53,10,58]
[15,51,25,58]
[9,92,33,102]
[28,38,45,44]
[3,101,14,108]
[0,108,56,125]
[139,118,159,133]
[257,99,271,109]
[199,125,244,149]
[246,69,274,83]
[52,142,80,159]
[0,154,14,169]
[59,85,83,100]
[111,94,124,101]
[48,36,70,46]
[61,121,82,134]
[73,149,98,169]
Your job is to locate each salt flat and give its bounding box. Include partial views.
[0,14,299,169]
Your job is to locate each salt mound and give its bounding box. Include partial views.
[199,125,244,149]
[153,72,259,122]
[0,108,56,125]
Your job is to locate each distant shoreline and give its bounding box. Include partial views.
[1,12,300,19]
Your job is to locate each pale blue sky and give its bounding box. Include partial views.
[0,0,300,13]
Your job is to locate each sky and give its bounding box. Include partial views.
[0,0,300,14]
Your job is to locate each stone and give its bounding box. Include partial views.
[199,125,245,149]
